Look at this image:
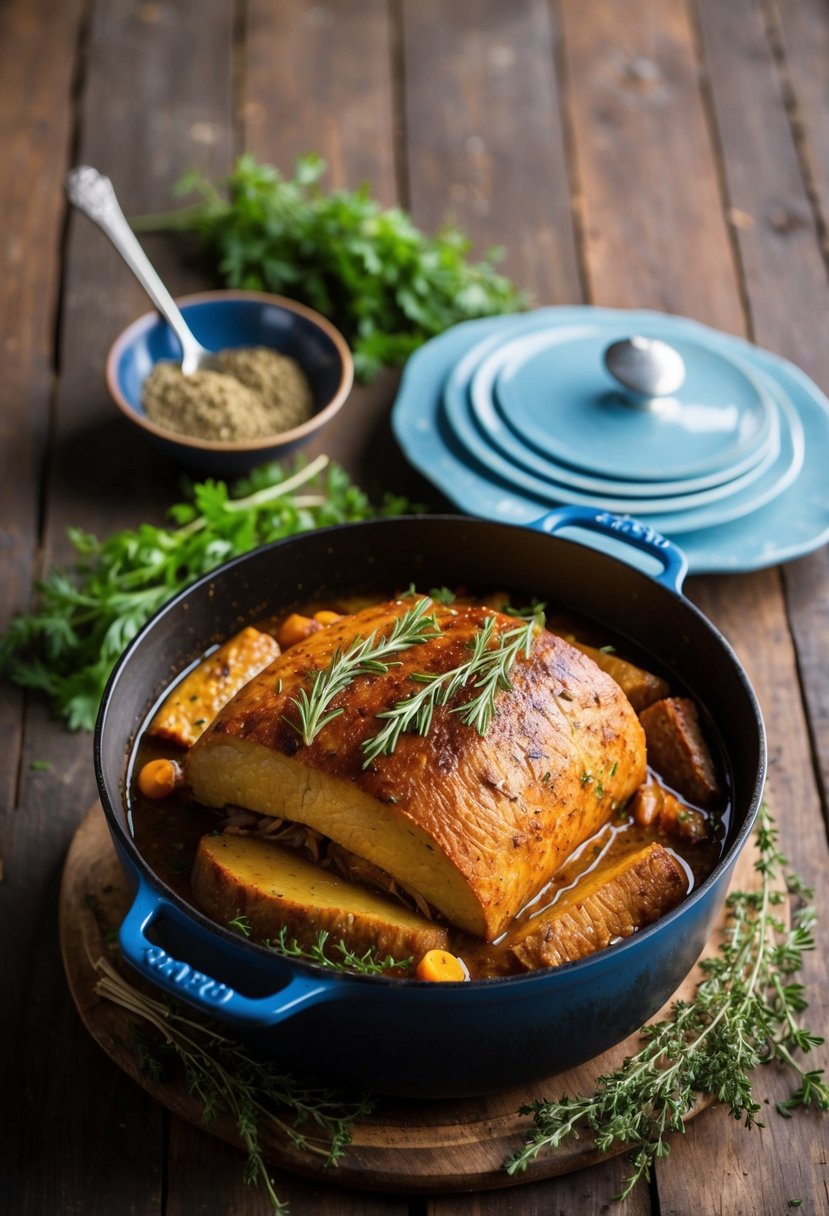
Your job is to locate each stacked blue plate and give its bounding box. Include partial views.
[391,308,829,573]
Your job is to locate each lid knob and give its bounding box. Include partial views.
[603,336,686,401]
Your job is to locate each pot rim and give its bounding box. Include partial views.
[94,513,766,991]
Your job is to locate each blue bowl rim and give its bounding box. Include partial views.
[105,289,354,453]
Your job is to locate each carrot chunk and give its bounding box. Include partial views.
[313,610,343,626]
[416,949,468,982]
[276,613,321,649]
[138,758,184,800]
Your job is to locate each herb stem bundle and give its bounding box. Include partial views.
[504,803,828,1199]
[94,956,372,1214]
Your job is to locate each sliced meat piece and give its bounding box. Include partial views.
[506,842,688,971]
[186,598,647,941]
[568,641,670,712]
[192,833,448,967]
[639,697,722,806]
[147,627,280,748]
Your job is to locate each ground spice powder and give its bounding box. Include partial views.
[141,346,314,442]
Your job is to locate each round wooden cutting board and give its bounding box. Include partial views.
[59,803,761,1194]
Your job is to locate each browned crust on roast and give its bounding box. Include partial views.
[187,599,648,939]
[569,641,670,712]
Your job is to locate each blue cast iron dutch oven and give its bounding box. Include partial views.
[94,507,765,1098]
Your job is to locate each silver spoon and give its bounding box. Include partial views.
[603,336,686,401]
[65,166,222,375]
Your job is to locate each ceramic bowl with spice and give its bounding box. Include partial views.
[106,290,354,475]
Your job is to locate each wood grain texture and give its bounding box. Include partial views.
[694,0,829,832]
[694,0,829,379]
[61,805,764,1198]
[761,0,829,821]
[400,0,582,303]
[559,0,743,333]
[559,1,828,1211]
[242,0,436,506]
[0,0,84,806]
[3,3,235,1214]
[769,0,829,258]
[245,0,397,204]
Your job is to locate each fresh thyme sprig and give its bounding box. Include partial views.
[504,803,828,1199]
[93,955,373,1215]
[286,597,442,746]
[264,926,413,976]
[361,608,543,766]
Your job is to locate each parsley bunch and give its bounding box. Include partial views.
[134,154,526,379]
[0,455,415,731]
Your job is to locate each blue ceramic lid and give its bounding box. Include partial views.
[445,333,783,509]
[484,326,775,482]
[390,308,829,573]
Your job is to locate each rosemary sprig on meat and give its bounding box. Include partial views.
[93,955,372,1215]
[286,597,442,746]
[362,608,543,766]
[504,803,828,1199]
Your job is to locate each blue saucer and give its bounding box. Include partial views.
[392,309,829,573]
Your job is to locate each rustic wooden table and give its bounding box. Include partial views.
[2,1,827,1212]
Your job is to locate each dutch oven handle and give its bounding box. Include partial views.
[530,505,689,594]
[119,875,341,1027]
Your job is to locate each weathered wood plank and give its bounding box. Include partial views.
[242,0,426,502]
[0,0,83,806]
[400,0,581,303]
[695,0,829,817]
[560,0,743,333]
[694,0,829,379]
[559,0,828,1211]
[765,0,829,267]
[427,1154,650,1215]
[0,0,90,1210]
[7,2,236,1213]
[167,1116,412,1215]
[245,0,397,204]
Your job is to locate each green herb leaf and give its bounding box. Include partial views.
[94,956,372,1214]
[266,926,412,977]
[133,154,527,380]
[286,596,442,746]
[504,804,829,1197]
[0,455,420,731]
[362,608,543,766]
